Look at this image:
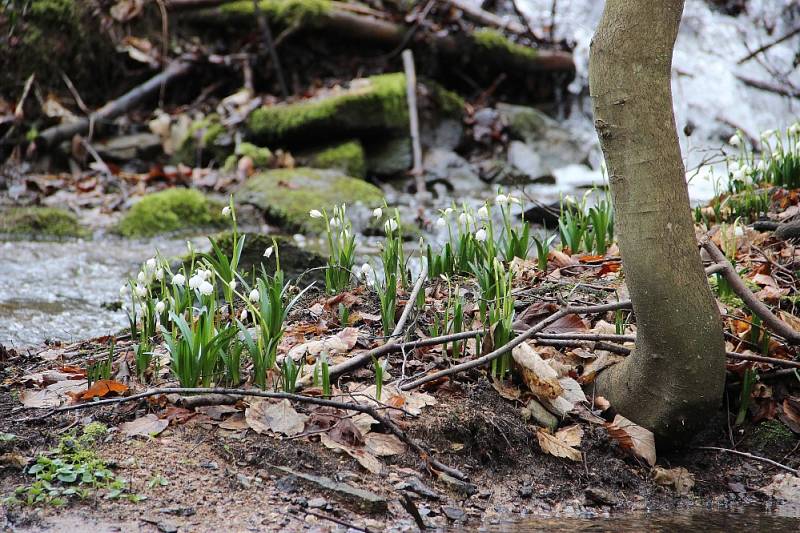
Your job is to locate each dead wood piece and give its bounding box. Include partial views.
[177,393,238,408]
[447,0,527,35]
[402,49,425,199]
[726,351,800,369]
[702,238,800,344]
[36,59,194,149]
[774,220,800,241]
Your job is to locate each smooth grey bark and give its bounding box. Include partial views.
[589,0,726,444]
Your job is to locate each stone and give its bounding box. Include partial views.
[301,139,366,179]
[584,487,620,506]
[307,497,327,508]
[521,398,559,432]
[365,137,412,176]
[95,133,162,161]
[115,188,226,238]
[441,506,466,521]
[518,485,534,498]
[0,206,87,240]
[395,476,440,500]
[507,140,550,181]
[423,148,483,192]
[236,167,383,233]
[271,466,387,513]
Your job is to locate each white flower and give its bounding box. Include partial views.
[146,258,157,271]
[477,205,489,219]
[119,285,129,297]
[329,217,341,228]
[796,140,800,152]
[384,219,398,233]
[240,309,248,321]
[761,129,776,139]
[188,274,203,290]
[200,268,212,281]
[508,195,521,204]
[137,271,147,284]
[372,207,383,219]
[155,268,164,281]
[728,134,740,147]
[342,228,351,240]
[495,194,508,205]
[757,160,766,171]
[444,207,454,217]
[309,209,323,219]
[172,273,186,285]
[135,284,147,298]
[360,263,373,279]
[732,168,746,181]
[229,280,237,291]
[475,228,487,242]
[458,212,472,225]
[436,217,447,228]
[199,281,214,296]
[263,246,274,258]
[790,123,800,135]
[222,206,231,217]
[249,289,260,302]
[155,300,166,314]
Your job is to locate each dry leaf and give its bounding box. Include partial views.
[287,327,360,362]
[541,377,587,418]
[328,419,364,447]
[605,415,656,466]
[759,473,800,503]
[78,379,128,400]
[653,466,695,495]
[195,404,239,421]
[245,399,308,437]
[120,414,168,437]
[364,433,407,457]
[491,378,521,401]
[218,413,249,431]
[512,343,563,400]
[319,433,383,474]
[537,425,583,462]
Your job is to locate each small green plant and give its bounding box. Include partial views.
[313,353,332,397]
[372,356,386,401]
[203,196,245,311]
[558,202,586,254]
[5,424,140,506]
[588,195,614,255]
[447,286,465,358]
[147,474,169,489]
[735,368,758,426]
[86,341,114,388]
[494,194,530,261]
[532,232,556,271]
[281,356,301,393]
[315,205,356,294]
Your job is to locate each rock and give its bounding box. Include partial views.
[174,113,233,166]
[300,140,366,179]
[423,148,483,192]
[441,506,466,521]
[497,103,590,170]
[518,485,534,498]
[236,167,383,233]
[0,206,87,240]
[507,140,550,182]
[584,487,620,506]
[437,473,478,497]
[521,398,559,432]
[307,497,327,508]
[365,137,412,176]
[236,473,252,489]
[95,133,162,162]
[270,466,387,513]
[775,220,800,240]
[522,202,561,227]
[395,476,440,500]
[422,118,464,152]
[116,188,226,238]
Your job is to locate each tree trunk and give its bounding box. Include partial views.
[589,0,725,445]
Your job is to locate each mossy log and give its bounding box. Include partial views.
[116,188,226,238]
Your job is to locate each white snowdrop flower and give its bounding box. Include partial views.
[475,228,487,242]
[155,268,164,281]
[240,308,248,321]
[795,140,800,152]
[199,281,214,296]
[119,285,129,297]
[342,228,351,240]
[249,289,260,302]
[734,226,744,237]
[756,160,766,171]
[728,134,740,147]
[495,194,508,205]
[201,268,213,281]
[155,300,166,314]
[790,123,800,135]
[188,274,203,290]
[436,217,447,228]
[135,284,147,298]
[384,219,398,233]
[221,206,231,217]
[172,273,186,285]
[508,195,521,204]
[360,263,373,279]
[146,258,157,271]
[458,212,472,225]
[263,246,274,258]
[372,207,383,219]
[761,129,776,139]
[329,217,341,229]
[477,205,489,219]
[137,271,146,284]
[732,168,746,181]
[444,207,454,217]
[309,209,323,219]
[229,280,237,291]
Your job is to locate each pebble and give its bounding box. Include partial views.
[308,497,327,509]
[442,506,466,521]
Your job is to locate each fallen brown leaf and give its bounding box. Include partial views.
[120,414,168,437]
[245,399,308,437]
[653,466,695,495]
[605,414,656,466]
[536,425,583,462]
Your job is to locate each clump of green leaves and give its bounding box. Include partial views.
[316,205,356,294]
[5,424,141,507]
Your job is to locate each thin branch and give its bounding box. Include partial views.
[726,351,800,369]
[738,25,800,64]
[399,300,632,391]
[695,446,798,476]
[24,386,467,481]
[401,49,426,200]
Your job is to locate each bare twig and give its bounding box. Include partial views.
[401,49,425,200]
[399,300,632,391]
[695,446,799,475]
[701,238,800,344]
[60,72,89,115]
[726,351,800,369]
[738,25,800,64]
[735,73,800,98]
[447,0,526,35]
[252,0,288,99]
[24,386,467,481]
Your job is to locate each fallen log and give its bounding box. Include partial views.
[35,59,194,149]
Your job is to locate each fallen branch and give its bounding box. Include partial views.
[695,446,799,476]
[735,73,800,98]
[399,300,632,391]
[738,25,800,64]
[36,58,194,149]
[726,351,800,369]
[26,386,467,481]
[701,238,800,344]
[447,0,528,35]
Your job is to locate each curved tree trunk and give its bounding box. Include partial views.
[589,0,725,445]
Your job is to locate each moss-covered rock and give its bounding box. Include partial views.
[237,168,383,232]
[173,114,232,166]
[210,231,325,282]
[116,189,226,238]
[247,73,409,146]
[302,140,366,179]
[471,28,538,62]
[749,420,797,451]
[365,137,412,176]
[0,206,87,239]
[218,0,330,26]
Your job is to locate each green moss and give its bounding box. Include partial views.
[472,28,538,62]
[428,83,465,119]
[173,114,231,166]
[219,0,330,26]
[307,140,366,179]
[236,142,273,166]
[116,189,226,238]
[750,420,796,450]
[236,168,383,232]
[247,73,408,145]
[0,206,87,239]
